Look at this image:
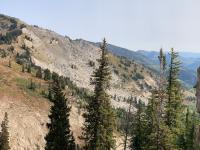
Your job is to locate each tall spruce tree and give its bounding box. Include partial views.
[0,112,10,150]
[123,97,134,150]
[45,78,75,150]
[145,92,174,150]
[164,48,185,149]
[82,38,116,150]
[144,48,173,150]
[184,109,198,150]
[130,100,146,150]
[165,48,182,129]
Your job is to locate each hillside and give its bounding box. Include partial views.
[0,14,162,149]
[0,14,197,149]
[0,14,159,105]
[97,43,199,87]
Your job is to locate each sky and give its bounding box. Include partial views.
[0,0,200,52]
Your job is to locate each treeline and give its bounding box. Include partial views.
[129,49,199,150]
[1,40,199,150]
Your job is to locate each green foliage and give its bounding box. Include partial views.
[165,48,182,129]
[132,73,144,81]
[0,112,10,150]
[36,67,43,78]
[15,77,47,98]
[0,49,7,58]
[88,60,95,67]
[82,39,116,149]
[145,92,175,150]
[44,69,51,81]
[182,109,199,150]
[27,64,32,73]
[28,79,36,91]
[45,78,76,150]
[130,100,146,150]
[0,29,22,44]
[129,48,198,150]
[21,63,25,72]
[51,72,59,81]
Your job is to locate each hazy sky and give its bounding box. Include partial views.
[1,0,200,52]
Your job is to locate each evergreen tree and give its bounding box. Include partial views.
[27,64,32,73]
[45,78,75,150]
[82,38,116,150]
[123,97,134,150]
[184,109,197,150]
[130,100,146,150]
[164,48,184,149]
[165,48,182,129]
[21,63,25,73]
[29,79,36,90]
[0,112,10,150]
[52,72,59,82]
[36,67,43,78]
[44,69,51,81]
[48,83,53,101]
[145,92,174,150]
[144,48,174,150]
[59,76,66,90]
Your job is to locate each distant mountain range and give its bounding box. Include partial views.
[94,43,199,87]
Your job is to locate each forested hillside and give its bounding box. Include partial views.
[0,14,198,150]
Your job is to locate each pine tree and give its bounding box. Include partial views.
[145,92,174,150]
[0,112,10,150]
[45,78,75,150]
[29,79,36,90]
[44,69,51,81]
[82,38,116,150]
[123,97,134,150]
[184,109,197,150]
[48,83,53,101]
[164,48,184,149]
[136,48,172,150]
[36,67,43,78]
[130,100,146,150]
[52,72,59,82]
[27,64,32,73]
[165,48,182,129]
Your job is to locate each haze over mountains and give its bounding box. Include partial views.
[0,14,198,149]
[90,43,199,88]
[102,43,199,87]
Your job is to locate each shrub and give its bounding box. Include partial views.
[132,73,144,80]
[44,69,51,80]
[88,60,95,67]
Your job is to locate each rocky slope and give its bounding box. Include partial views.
[0,14,196,150]
[0,14,159,106]
[0,14,161,150]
